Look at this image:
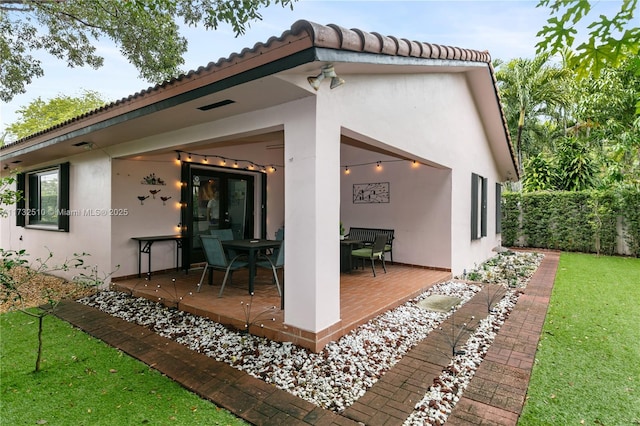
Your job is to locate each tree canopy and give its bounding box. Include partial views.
[497,54,640,191]
[536,0,639,79]
[0,0,296,102]
[5,90,107,140]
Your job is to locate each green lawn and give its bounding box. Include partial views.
[519,253,640,425]
[0,310,247,425]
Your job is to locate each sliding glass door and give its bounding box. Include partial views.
[181,163,266,266]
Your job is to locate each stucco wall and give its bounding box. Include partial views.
[327,72,504,274]
[340,144,452,269]
[1,150,113,282]
[109,144,284,278]
[111,158,183,277]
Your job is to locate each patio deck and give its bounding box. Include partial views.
[111,263,451,352]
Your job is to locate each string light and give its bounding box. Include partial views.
[176,150,419,174]
[341,158,423,173]
[175,150,282,172]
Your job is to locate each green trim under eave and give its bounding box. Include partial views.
[0,48,321,162]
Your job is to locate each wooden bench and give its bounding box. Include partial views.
[345,227,395,263]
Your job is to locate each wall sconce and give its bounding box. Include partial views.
[307,64,345,91]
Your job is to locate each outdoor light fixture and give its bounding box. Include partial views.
[174,150,282,172]
[307,64,345,91]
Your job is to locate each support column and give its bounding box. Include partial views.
[282,97,341,337]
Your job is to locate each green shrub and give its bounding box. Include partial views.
[502,188,639,256]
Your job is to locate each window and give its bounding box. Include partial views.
[471,173,487,240]
[495,183,502,234]
[16,163,69,231]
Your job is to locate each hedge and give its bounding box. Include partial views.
[502,189,640,257]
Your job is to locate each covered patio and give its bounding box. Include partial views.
[111,263,451,352]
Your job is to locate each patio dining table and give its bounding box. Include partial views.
[221,239,281,294]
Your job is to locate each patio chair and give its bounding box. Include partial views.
[256,240,284,300]
[351,234,387,277]
[210,228,238,258]
[198,235,249,297]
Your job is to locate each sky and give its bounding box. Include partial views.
[0,0,624,135]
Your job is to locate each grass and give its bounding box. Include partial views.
[1,309,247,425]
[519,253,640,425]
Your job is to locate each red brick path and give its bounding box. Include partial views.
[53,251,559,425]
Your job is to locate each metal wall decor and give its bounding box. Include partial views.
[353,182,390,204]
[141,173,166,185]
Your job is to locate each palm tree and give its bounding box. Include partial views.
[496,53,572,171]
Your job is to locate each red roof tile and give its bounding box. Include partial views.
[1,20,500,152]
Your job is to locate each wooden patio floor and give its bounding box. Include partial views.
[111,263,451,352]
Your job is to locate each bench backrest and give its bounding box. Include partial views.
[347,227,394,245]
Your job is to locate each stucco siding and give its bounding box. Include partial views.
[1,151,113,282]
[328,72,504,274]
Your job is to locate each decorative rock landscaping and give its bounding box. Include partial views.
[80,250,543,423]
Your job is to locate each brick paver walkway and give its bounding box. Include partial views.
[53,251,559,425]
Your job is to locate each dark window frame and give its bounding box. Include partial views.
[495,182,502,234]
[471,173,487,240]
[16,162,70,232]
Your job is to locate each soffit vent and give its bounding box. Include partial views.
[198,99,235,111]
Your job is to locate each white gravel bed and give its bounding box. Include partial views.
[404,290,520,425]
[80,250,543,420]
[81,281,478,412]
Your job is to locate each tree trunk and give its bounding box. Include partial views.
[516,107,525,172]
[35,314,44,372]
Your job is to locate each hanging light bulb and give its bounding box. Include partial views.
[345,166,350,175]
[203,156,208,163]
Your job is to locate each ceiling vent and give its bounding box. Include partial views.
[198,99,235,111]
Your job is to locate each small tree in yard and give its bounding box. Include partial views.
[0,249,102,372]
[0,173,111,372]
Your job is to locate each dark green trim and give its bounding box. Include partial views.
[16,173,25,227]
[471,173,479,240]
[180,162,191,271]
[471,173,488,240]
[260,175,267,240]
[481,176,487,237]
[58,162,70,232]
[2,49,320,160]
[495,182,502,234]
[20,162,70,232]
[180,162,266,268]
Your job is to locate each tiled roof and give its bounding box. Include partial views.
[1,20,499,151]
[290,20,491,62]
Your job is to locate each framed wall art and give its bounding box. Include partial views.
[353,182,390,204]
